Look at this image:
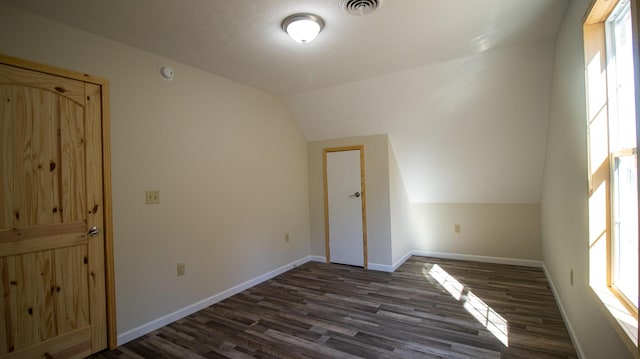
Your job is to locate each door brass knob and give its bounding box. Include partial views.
[87,226,100,237]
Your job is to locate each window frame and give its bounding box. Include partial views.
[584,0,640,354]
[611,147,638,314]
[606,0,639,315]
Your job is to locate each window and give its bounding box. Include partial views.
[584,0,639,352]
[607,0,639,311]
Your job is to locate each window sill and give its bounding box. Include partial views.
[591,285,639,357]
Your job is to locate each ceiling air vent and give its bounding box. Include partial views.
[339,0,382,16]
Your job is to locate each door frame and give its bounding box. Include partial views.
[0,54,117,349]
[322,145,368,269]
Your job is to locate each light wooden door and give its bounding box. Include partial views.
[0,63,107,358]
[324,147,367,268]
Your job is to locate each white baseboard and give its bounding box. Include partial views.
[309,254,406,272]
[412,250,543,268]
[308,254,396,272]
[392,251,414,271]
[314,250,539,272]
[367,262,394,272]
[309,255,326,263]
[541,264,585,359]
[368,251,413,272]
[117,255,313,345]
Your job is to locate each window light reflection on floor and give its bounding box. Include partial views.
[425,264,464,300]
[424,264,509,347]
[464,291,509,346]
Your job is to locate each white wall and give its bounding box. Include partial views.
[309,135,542,269]
[412,203,541,261]
[291,40,555,268]
[388,139,416,265]
[0,5,310,338]
[287,41,555,204]
[541,0,636,357]
[308,135,392,267]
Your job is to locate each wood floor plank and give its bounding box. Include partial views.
[91,256,578,358]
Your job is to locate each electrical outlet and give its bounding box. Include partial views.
[146,190,160,204]
[285,233,290,243]
[454,224,461,233]
[177,262,185,277]
[570,268,574,286]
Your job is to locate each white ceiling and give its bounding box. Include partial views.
[0,0,567,96]
[1,0,570,203]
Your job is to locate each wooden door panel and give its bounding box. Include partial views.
[54,245,90,334]
[0,246,91,354]
[60,98,86,224]
[0,258,6,354]
[0,65,85,105]
[8,85,34,228]
[31,89,56,225]
[34,251,55,343]
[0,222,87,257]
[6,253,38,351]
[0,85,85,229]
[0,93,11,228]
[2,327,91,359]
[0,63,107,357]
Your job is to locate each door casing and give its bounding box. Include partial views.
[322,145,368,269]
[0,54,117,350]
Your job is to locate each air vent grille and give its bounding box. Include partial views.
[339,0,382,16]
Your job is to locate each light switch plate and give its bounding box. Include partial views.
[146,190,160,204]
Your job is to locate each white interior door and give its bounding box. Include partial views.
[327,150,364,267]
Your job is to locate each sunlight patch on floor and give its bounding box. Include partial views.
[425,264,464,300]
[423,263,509,347]
[464,291,509,346]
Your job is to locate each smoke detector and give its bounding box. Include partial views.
[160,65,174,81]
[339,0,382,16]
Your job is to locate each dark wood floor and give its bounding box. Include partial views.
[92,256,577,358]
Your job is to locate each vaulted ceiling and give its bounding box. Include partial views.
[1,0,570,203]
[1,0,567,95]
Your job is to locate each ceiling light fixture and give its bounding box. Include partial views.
[281,13,324,44]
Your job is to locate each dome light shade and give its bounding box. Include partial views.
[282,14,324,44]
